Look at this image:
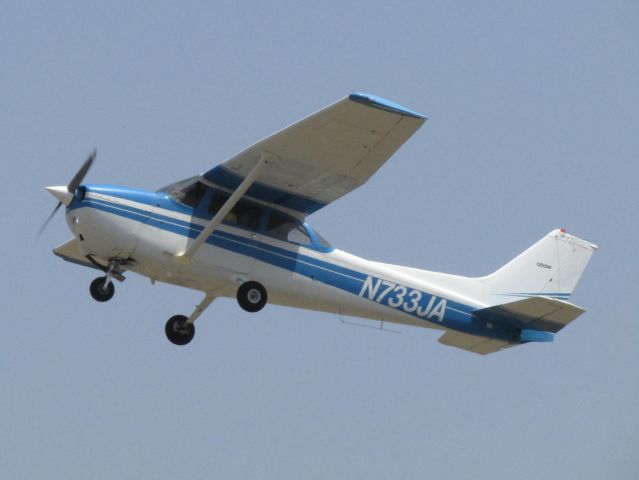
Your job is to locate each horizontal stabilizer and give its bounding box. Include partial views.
[438,331,514,355]
[475,296,585,333]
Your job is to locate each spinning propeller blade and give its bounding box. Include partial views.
[37,149,96,237]
[68,149,96,193]
[37,202,63,237]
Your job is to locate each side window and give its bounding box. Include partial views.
[178,182,207,208]
[207,194,226,217]
[208,193,261,231]
[232,201,261,230]
[267,212,311,245]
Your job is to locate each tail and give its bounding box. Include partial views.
[480,229,597,302]
[438,229,597,354]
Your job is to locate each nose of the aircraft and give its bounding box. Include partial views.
[46,185,74,205]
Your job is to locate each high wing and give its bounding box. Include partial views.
[200,93,426,216]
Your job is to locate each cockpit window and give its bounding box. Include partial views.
[266,212,311,245]
[163,179,329,249]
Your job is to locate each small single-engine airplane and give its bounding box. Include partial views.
[42,93,597,354]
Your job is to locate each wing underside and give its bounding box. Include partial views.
[201,93,426,215]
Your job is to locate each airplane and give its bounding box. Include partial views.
[41,93,597,354]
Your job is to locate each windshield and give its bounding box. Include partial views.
[162,177,207,208]
[311,227,332,249]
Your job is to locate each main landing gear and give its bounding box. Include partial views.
[236,281,268,313]
[165,293,216,346]
[165,315,195,345]
[164,281,268,346]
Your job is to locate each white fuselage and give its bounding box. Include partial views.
[65,185,512,342]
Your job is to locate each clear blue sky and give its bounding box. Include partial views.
[2,1,637,478]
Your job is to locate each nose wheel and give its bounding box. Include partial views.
[90,276,115,302]
[89,260,122,302]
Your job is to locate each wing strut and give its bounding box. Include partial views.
[177,153,271,261]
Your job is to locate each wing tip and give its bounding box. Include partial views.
[348,92,427,120]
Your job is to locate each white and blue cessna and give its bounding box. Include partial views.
[42,93,597,354]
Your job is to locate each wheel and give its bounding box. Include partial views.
[90,276,115,302]
[165,315,195,345]
[237,281,267,312]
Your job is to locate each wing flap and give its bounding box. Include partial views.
[475,297,585,333]
[201,93,426,215]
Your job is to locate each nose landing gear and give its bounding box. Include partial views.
[90,276,115,302]
[89,259,125,302]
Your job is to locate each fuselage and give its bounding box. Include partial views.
[65,184,518,343]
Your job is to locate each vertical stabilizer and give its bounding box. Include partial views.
[480,229,597,302]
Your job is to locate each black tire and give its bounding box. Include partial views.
[90,276,115,302]
[237,281,267,312]
[165,315,195,346]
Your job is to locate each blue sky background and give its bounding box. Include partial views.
[1,1,637,478]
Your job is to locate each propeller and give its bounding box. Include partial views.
[37,149,96,237]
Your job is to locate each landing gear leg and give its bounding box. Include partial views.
[165,293,216,346]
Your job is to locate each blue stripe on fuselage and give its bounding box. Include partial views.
[70,194,515,341]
